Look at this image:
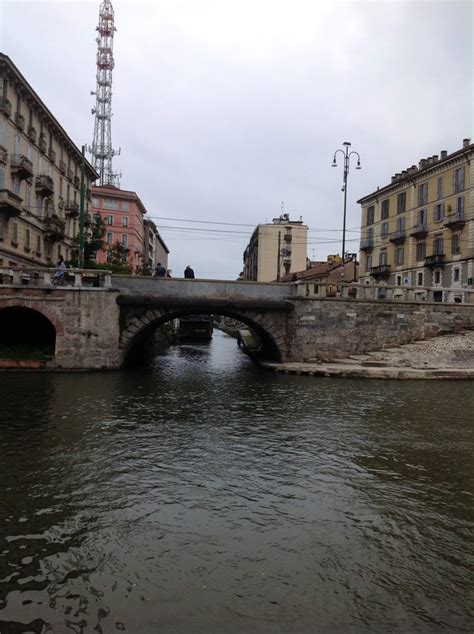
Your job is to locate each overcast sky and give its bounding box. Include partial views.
[1,0,472,278]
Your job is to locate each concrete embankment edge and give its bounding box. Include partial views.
[261,363,474,380]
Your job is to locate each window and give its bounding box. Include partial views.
[381,222,389,239]
[417,272,423,286]
[453,268,460,282]
[396,275,402,286]
[25,228,30,250]
[122,200,129,211]
[456,196,464,216]
[434,271,441,284]
[379,251,387,266]
[418,182,428,206]
[14,132,20,155]
[121,217,128,227]
[365,254,372,271]
[416,242,426,261]
[12,176,20,195]
[418,209,427,226]
[106,232,113,244]
[12,222,18,244]
[451,234,461,255]
[121,234,128,247]
[397,192,406,214]
[104,198,119,209]
[24,183,31,210]
[0,168,4,189]
[396,216,404,232]
[106,215,113,225]
[91,196,99,207]
[433,237,444,255]
[366,205,375,225]
[36,235,41,254]
[433,203,444,222]
[27,143,32,161]
[381,199,390,219]
[453,167,464,193]
[436,176,443,200]
[395,247,404,266]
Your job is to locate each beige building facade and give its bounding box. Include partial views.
[143,218,169,272]
[242,213,308,282]
[0,54,98,270]
[358,139,474,302]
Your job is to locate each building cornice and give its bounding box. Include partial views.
[357,143,473,205]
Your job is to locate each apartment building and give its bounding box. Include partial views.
[143,218,169,272]
[242,213,308,282]
[358,139,473,301]
[91,184,146,272]
[0,54,98,269]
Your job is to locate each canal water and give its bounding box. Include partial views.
[0,330,472,633]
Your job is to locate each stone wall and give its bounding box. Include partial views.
[0,288,121,369]
[287,297,474,362]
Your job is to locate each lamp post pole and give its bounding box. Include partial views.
[332,142,361,282]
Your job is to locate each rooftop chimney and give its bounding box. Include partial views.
[463,138,471,148]
[432,155,438,162]
[440,150,448,159]
[419,159,427,169]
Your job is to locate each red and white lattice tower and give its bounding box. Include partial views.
[89,0,120,186]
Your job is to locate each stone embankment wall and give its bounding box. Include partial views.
[0,288,121,369]
[287,298,474,362]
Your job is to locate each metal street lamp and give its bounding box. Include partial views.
[331,142,361,282]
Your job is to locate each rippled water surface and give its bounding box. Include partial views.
[0,330,473,633]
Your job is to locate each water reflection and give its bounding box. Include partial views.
[0,331,473,632]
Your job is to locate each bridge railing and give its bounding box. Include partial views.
[291,281,474,304]
[0,267,112,289]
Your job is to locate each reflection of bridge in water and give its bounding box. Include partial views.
[0,269,473,370]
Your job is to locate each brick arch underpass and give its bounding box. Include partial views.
[118,300,291,366]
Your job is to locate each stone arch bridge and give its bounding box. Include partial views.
[1,274,473,370]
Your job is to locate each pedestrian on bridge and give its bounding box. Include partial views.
[154,262,166,277]
[184,265,195,279]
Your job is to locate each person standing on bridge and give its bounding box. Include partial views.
[154,262,166,277]
[184,265,195,279]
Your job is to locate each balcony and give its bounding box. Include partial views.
[43,215,66,242]
[59,159,67,174]
[0,189,22,218]
[10,154,34,180]
[27,125,37,143]
[425,254,445,268]
[284,233,292,243]
[0,146,7,165]
[370,264,391,280]
[35,174,54,196]
[389,229,406,244]
[0,97,12,117]
[39,135,47,153]
[444,211,465,231]
[15,112,25,131]
[48,148,56,164]
[410,223,428,239]
[65,200,80,217]
[360,237,374,252]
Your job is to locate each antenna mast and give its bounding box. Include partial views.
[90,0,120,186]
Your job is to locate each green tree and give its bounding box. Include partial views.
[106,241,133,274]
[83,212,106,268]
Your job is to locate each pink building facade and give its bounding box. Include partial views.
[91,184,146,272]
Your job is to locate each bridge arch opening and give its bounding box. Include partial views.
[0,307,56,360]
[122,309,282,367]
